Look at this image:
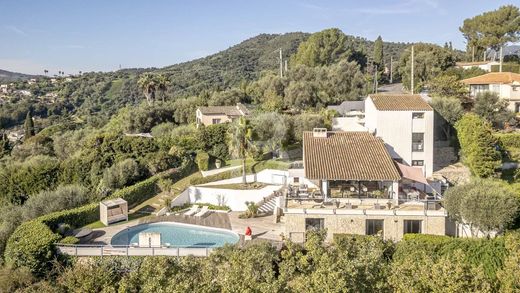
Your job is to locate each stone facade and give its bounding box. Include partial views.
[284,212,452,242]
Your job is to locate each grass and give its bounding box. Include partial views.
[201,182,269,190]
[82,213,152,229]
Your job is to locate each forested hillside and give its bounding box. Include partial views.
[0,69,39,83]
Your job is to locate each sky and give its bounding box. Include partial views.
[0,0,517,75]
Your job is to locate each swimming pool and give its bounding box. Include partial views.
[110,222,239,248]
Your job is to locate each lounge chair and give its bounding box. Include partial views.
[184,205,200,216]
[194,206,210,217]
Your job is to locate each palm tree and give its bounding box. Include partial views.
[155,74,169,102]
[137,73,157,106]
[228,116,255,184]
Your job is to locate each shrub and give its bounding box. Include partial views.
[4,221,61,276]
[196,151,210,171]
[496,132,520,149]
[455,113,501,177]
[102,158,142,190]
[58,236,80,245]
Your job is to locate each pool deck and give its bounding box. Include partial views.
[88,211,284,245]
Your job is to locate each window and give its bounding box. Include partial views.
[305,218,324,231]
[412,160,424,166]
[212,118,221,124]
[404,220,422,234]
[412,133,424,152]
[491,84,500,93]
[293,177,300,184]
[366,219,384,236]
[515,103,520,113]
[513,86,519,92]
[470,84,489,97]
[412,112,424,119]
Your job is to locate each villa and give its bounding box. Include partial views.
[455,61,499,72]
[283,129,453,242]
[461,72,520,113]
[196,103,249,127]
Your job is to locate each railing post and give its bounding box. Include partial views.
[177,248,180,257]
[126,246,129,256]
[100,246,103,258]
[205,248,209,256]
[75,245,78,256]
[152,247,155,256]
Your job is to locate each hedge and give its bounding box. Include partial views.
[4,221,61,277]
[496,133,520,149]
[196,151,210,171]
[396,234,506,279]
[4,161,195,274]
[59,236,80,245]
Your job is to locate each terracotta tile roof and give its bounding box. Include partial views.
[303,131,401,181]
[461,72,520,85]
[368,94,433,111]
[198,103,249,116]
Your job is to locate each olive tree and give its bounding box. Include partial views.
[444,179,520,237]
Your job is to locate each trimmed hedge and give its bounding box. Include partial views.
[59,236,80,245]
[4,221,61,277]
[496,133,520,149]
[196,151,210,171]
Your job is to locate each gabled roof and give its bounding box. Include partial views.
[461,72,520,85]
[303,131,401,181]
[368,94,432,111]
[198,103,249,116]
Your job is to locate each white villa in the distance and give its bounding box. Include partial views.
[455,61,499,72]
[461,72,520,113]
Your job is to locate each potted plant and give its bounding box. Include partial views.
[372,190,384,209]
[215,158,222,169]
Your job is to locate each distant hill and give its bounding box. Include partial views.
[154,32,411,97]
[0,69,39,83]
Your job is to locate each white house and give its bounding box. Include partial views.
[461,72,520,113]
[364,94,434,177]
[455,61,499,72]
[195,103,249,127]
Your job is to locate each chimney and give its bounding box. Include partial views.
[313,128,328,138]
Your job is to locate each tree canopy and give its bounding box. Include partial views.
[291,28,349,67]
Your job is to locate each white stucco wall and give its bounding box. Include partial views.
[365,97,434,177]
[171,185,282,211]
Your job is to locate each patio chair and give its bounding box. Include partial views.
[194,206,210,217]
[184,205,200,216]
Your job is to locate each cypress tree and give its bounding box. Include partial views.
[0,132,9,157]
[24,111,35,138]
[373,36,384,81]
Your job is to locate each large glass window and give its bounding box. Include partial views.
[366,219,384,236]
[212,118,221,124]
[412,112,424,119]
[412,133,424,152]
[404,220,422,234]
[305,218,324,231]
[470,84,489,97]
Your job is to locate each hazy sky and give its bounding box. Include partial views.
[0,0,516,75]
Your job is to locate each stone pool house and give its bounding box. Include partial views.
[196,103,250,127]
[282,128,454,242]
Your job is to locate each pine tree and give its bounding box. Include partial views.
[373,36,384,81]
[24,111,35,139]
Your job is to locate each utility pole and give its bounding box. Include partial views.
[279,48,283,78]
[472,46,475,62]
[499,46,503,72]
[411,46,414,94]
[390,56,393,84]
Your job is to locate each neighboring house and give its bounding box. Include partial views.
[328,101,366,132]
[455,61,499,72]
[283,129,451,242]
[0,84,9,94]
[461,72,520,113]
[16,90,32,96]
[196,103,249,127]
[27,78,37,85]
[365,94,434,177]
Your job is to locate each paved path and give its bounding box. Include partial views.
[201,165,241,177]
[228,212,284,242]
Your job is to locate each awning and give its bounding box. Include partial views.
[395,162,429,185]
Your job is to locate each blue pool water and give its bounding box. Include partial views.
[110,222,239,248]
